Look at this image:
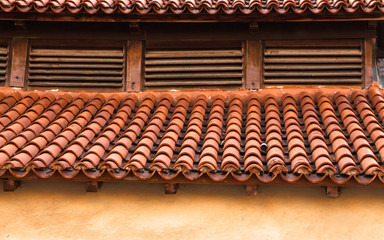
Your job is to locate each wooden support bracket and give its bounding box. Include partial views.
[86,181,102,192]
[245,184,258,196]
[3,179,21,192]
[326,186,340,198]
[164,183,179,194]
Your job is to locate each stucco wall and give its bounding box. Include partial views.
[0,181,384,240]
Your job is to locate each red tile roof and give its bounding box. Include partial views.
[1,84,384,186]
[0,0,383,15]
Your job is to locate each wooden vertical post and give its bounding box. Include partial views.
[9,38,28,88]
[364,38,375,89]
[164,183,179,194]
[245,40,262,90]
[3,179,21,192]
[126,40,144,92]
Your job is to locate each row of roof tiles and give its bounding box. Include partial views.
[0,85,384,185]
[0,0,383,14]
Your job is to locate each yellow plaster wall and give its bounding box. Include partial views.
[0,181,383,240]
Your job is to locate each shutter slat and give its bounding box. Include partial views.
[30,63,123,69]
[145,58,243,65]
[30,57,123,63]
[31,49,123,57]
[264,41,363,85]
[265,78,362,84]
[145,80,242,87]
[146,65,243,72]
[264,57,362,64]
[28,76,122,81]
[264,64,362,70]
[145,45,243,89]
[265,48,361,56]
[264,71,362,77]
[29,82,123,87]
[146,72,243,79]
[28,45,124,90]
[0,45,7,86]
[29,69,123,75]
[146,49,242,58]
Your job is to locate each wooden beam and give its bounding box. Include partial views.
[164,183,179,194]
[3,179,20,192]
[9,38,28,88]
[245,184,258,196]
[86,181,102,192]
[0,12,383,23]
[245,40,262,90]
[326,186,340,198]
[126,40,144,92]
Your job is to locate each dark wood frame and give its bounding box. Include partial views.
[143,40,245,91]
[260,39,369,88]
[0,21,378,91]
[25,39,127,91]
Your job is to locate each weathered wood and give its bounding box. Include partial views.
[9,38,28,87]
[29,82,123,87]
[30,57,123,63]
[145,58,242,65]
[264,78,362,84]
[264,64,362,70]
[146,49,242,58]
[265,48,361,56]
[326,186,340,198]
[30,48,123,57]
[3,179,20,192]
[86,181,102,192]
[245,40,261,90]
[0,44,7,84]
[265,39,362,47]
[0,11,383,23]
[126,40,144,92]
[245,184,258,196]
[146,65,243,72]
[30,63,123,69]
[264,71,362,77]
[364,37,375,88]
[28,76,122,81]
[264,57,362,64]
[164,183,179,194]
[29,69,123,75]
[145,80,242,87]
[146,72,243,79]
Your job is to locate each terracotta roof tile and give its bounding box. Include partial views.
[0,0,383,15]
[2,85,384,185]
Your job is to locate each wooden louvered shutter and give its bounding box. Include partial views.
[145,41,244,90]
[0,43,9,86]
[263,40,363,86]
[27,40,125,91]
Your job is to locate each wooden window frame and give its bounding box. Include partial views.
[143,40,246,91]
[26,39,127,91]
[260,39,369,88]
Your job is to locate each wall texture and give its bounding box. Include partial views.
[0,182,383,240]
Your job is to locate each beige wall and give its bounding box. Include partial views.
[0,181,383,240]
